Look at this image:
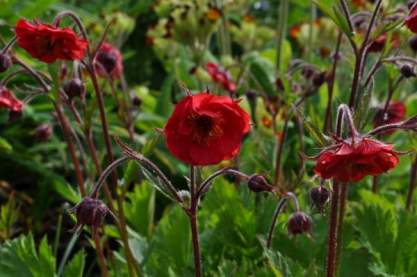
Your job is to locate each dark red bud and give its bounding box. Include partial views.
[310,186,330,211]
[132,96,142,107]
[400,64,416,78]
[9,110,22,122]
[96,51,117,75]
[312,71,327,87]
[409,35,417,52]
[301,67,315,79]
[408,0,416,10]
[245,90,257,101]
[0,53,12,73]
[74,197,109,228]
[35,123,52,142]
[63,78,85,100]
[287,212,312,236]
[247,174,274,193]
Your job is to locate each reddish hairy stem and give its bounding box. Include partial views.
[406,156,417,211]
[335,183,348,275]
[326,182,341,277]
[93,228,109,277]
[54,101,86,196]
[189,166,202,277]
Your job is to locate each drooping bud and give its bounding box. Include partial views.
[368,34,386,52]
[0,53,12,73]
[132,95,142,107]
[310,186,330,212]
[63,78,85,101]
[287,212,312,236]
[247,174,274,193]
[95,43,123,79]
[400,64,416,78]
[312,71,327,87]
[409,35,417,52]
[73,197,109,228]
[35,123,52,142]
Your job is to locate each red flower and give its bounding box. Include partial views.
[368,34,386,52]
[373,102,406,135]
[0,86,23,113]
[406,6,417,33]
[95,43,123,80]
[314,137,399,183]
[164,93,250,165]
[205,63,237,93]
[15,19,87,63]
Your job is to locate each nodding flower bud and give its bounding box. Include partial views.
[408,0,416,10]
[312,71,327,87]
[247,174,274,193]
[0,53,12,73]
[63,78,85,101]
[409,35,417,52]
[310,186,330,212]
[245,90,257,101]
[287,212,312,236]
[73,197,109,228]
[35,123,52,142]
[400,64,416,78]
[132,95,142,107]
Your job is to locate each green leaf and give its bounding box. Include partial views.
[247,55,276,98]
[124,183,156,238]
[63,251,85,277]
[155,75,174,117]
[0,234,56,277]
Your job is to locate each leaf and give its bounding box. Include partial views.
[124,183,156,238]
[144,206,191,276]
[0,137,13,154]
[0,234,56,277]
[246,54,276,98]
[63,251,85,277]
[314,0,352,38]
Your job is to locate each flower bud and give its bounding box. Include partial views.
[310,186,330,212]
[247,174,274,193]
[35,123,52,142]
[368,34,386,52]
[312,71,327,87]
[409,35,417,52]
[287,212,312,236]
[400,64,416,78]
[132,95,142,107]
[0,53,12,73]
[178,190,191,208]
[73,197,109,228]
[63,78,85,100]
[96,51,117,75]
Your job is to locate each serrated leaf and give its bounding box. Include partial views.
[63,251,85,277]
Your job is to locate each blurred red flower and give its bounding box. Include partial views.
[95,43,123,80]
[373,101,406,135]
[406,6,417,33]
[314,137,399,183]
[164,93,250,165]
[15,19,87,63]
[205,63,237,93]
[0,86,23,113]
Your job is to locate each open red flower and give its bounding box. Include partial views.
[164,93,250,165]
[0,86,23,113]
[406,6,417,33]
[15,19,87,63]
[373,101,406,135]
[205,63,237,93]
[95,43,123,80]
[314,137,399,183]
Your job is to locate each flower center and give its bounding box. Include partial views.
[190,114,223,144]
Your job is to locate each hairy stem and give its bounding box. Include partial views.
[406,155,417,211]
[92,228,109,277]
[266,197,287,248]
[326,182,341,277]
[189,166,202,277]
